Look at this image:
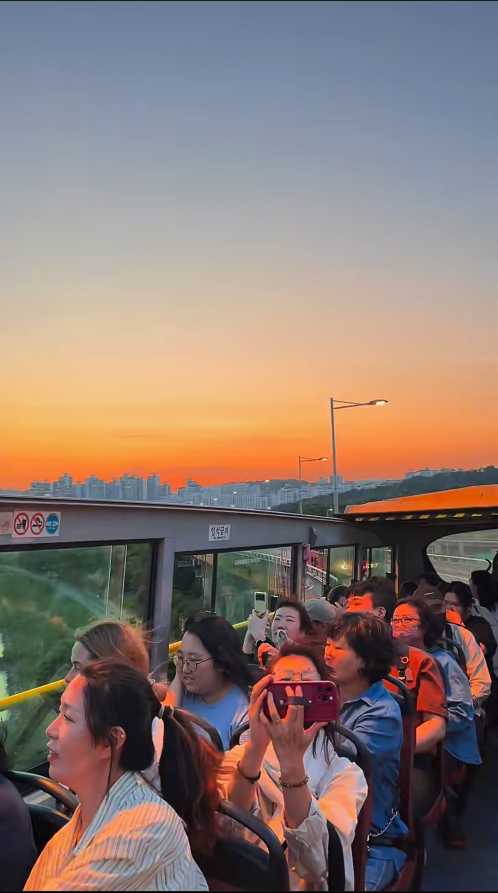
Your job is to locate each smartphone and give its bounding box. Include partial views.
[264,680,339,724]
[254,591,268,615]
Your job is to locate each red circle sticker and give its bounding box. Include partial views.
[14,512,30,536]
[30,512,46,536]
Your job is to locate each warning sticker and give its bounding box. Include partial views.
[30,512,45,536]
[12,510,61,539]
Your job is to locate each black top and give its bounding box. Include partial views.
[0,774,37,891]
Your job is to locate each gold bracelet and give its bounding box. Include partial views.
[279,774,309,789]
[236,760,261,784]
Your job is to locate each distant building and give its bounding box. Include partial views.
[146,474,161,501]
[52,473,74,498]
[30,480,52,497]
[85,476,106,500]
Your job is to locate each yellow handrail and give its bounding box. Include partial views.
[0,680,65,710]
[0,620,249,711]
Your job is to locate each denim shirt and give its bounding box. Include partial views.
[340,681,408,840]
[430,648,482,766]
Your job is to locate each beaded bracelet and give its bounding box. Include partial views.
[279,774,310,790]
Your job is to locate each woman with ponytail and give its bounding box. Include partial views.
[25,660,220,891]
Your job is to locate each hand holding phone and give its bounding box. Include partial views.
[263,680,339,724]
[254,591,268,616]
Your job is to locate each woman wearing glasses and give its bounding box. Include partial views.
[218,639,367,891]
[390,598,480,847]
[167,613,252,750]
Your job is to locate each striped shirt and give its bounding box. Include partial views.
[24,772,208,891]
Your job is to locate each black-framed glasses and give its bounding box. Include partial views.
[174,653,213,672]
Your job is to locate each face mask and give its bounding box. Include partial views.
[274,628,288,648]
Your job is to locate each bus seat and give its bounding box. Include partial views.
[380,678,423,892]
[384,676,416,830]
[333,722,373,893]
[419,745,446,826]
[175,708,225,752]
[6,769,78,813]
[197,799,289,892]
[229,721,250,750]
[29,803,69,853]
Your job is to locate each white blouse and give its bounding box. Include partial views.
[24,772,207,892]
[218,733,368,891]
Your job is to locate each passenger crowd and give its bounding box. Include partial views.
[2,566,497,892]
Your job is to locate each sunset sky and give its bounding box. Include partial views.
[2,1,497,490]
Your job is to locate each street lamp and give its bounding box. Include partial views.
[329,398,388,514]
[298,456,328,514]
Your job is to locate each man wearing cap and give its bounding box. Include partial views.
[305,596,342,635]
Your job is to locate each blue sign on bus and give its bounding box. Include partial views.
[45,513,60,536]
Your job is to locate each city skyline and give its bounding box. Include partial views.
[0,462,477,497]
[2,2,498,487]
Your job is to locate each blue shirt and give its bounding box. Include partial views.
[340,680,407,880]
[340,680,408,839]
[181,685,249,750]
[431,648,481,766]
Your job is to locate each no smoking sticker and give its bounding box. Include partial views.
[12,510,61,539]
[30,512,45,535]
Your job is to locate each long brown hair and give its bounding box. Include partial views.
[81,659,221,855]
[75,620,150,674]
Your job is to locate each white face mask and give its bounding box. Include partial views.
[274,628,288,648]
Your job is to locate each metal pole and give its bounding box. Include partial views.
[298,456,303,514]
[330,398,339,513]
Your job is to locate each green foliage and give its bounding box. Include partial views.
[279,467,498,515]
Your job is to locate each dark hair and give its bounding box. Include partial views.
[394,598,444,649]
[348,577,396,622]
[81,659,221,854]
[326,585,349,605]
[273,599,314,635]
[399,580,418,598]
[419,571,441,587]
[327,612,395,683]
[447,581,473,612]
[268,638,336,761]
[183,612,253,695]
[470,570,498,610]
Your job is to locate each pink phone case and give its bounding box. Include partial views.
[264,680,339,723]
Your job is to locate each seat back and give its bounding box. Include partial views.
[175,708,224,752]
[197,799,289,892]
[384,676,416,832]
[229,720,250,750]
[29,803,69,853]
[6,769,78,814]
[333,721,373,893]
[419,743,446,826]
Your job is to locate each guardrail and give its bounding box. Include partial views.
[0,620,250,712]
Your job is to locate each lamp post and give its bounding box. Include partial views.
[298,456,328,514]
[329,398,388,514]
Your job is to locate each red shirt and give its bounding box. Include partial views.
[386,645,448,726]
